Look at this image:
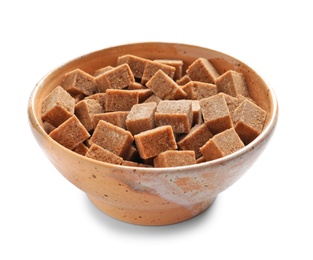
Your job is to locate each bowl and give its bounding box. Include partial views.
[28,42,278,226]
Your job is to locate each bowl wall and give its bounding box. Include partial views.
[28,42,278,225]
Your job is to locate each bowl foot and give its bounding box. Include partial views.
[87,193,216,226]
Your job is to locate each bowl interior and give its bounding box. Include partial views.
[31,42,276,131]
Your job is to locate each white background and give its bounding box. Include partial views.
[1,0,312,259]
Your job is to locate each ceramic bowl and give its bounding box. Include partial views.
[28,42,278,226]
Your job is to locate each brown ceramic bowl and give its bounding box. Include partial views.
[28,42,278,226]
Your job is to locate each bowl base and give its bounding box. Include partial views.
[87,193,216,226]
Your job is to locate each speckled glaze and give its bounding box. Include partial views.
[28,42,278,225]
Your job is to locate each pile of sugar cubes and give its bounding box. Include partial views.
[41,54,267,167]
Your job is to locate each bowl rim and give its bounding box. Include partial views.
[28,41,279,173]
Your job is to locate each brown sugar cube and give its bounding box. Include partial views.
[215,70,250,97]
[143,94,162,104]
[154,59,184,80]
[49,116,90,150]
[141,60,176,84]
[128,81,146,90]
[73,93,85,104]
[93,111,129,129]
[191,100,203,125]
[126,102,157,135]
[86,143,123,165]
[186,58,220,84]
[232,99,267,144]
[90,120,134,158]
[73,142,89,156]
[85,93,106,110]
[155,100,193,134]
[123,145,139,162]
[136,88,153,102]
[61,69,97,96]
[94,66,113,77]
[84,138,92,148]
[182,81,217,100]
[117,54,149,79]
[146,70,187,100]
[105,89,139,111]
[95,63,135,93]
[196,156,206,164]
[122,161,141,167]
[122,160,152,168]
[236,94,251,104]
[75,99,103,132]
[178,123,213,158]
[200,94,233,134]
[200,128,245,161]
[139,157,155,166]
[42,121,55,134]
[154,150,196,167]
[134,125,177,159]
[41,86,75,127]
[121,160,138,167]
[176,74,191,85]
